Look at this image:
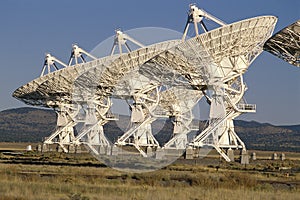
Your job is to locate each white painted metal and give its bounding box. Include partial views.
[14,45,121,151]
[110,29,145,56]
[40,53,68,77]
[115,82,161,151]
[180,5,277,161]
[13,4,277,162]
[74,98,116,155]
[160,88,203,150]
[68,44,97,66]
[182,4,226,41]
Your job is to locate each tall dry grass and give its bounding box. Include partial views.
[0,162,298,200]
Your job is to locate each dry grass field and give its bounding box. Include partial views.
[0,143,299,200]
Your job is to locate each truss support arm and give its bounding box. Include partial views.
[196,6,227,26]
[68,44,97,66]
[182,4,227,41]
[110,29,145,55]
[40,53,68,77]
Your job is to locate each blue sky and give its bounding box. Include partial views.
[0,0,299,125]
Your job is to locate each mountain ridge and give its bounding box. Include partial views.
[0,107,299,152]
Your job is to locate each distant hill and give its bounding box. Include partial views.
[0,107,56,142]
[234,120,300,152]
[0,107,299,152]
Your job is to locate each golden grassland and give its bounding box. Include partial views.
[0,143,299,200]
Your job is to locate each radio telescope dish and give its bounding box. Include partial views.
[12,54,118,107]
[12,46,120,152]
[264,19,300,67]
[12,3,279,167]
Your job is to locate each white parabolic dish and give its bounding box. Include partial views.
[13,15,277,106]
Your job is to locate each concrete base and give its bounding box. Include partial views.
[240,150,249,165]
[272,153,278,160]
[111,145,119,156]
[99,146,106,155]
[227,149,235,162]
[155,148,165,160]
[164,148,184,157]
[75,145,82,153]
[280,153,285,161]
[106,146,112,155]
[42,144,49,152]
[146,147,153,157]
[251,152,256,160]
[185,146,193,160]
[37,144,42,152]
[68,145,75,153]
[57,145,63,153]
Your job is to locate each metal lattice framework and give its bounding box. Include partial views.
[13,47,120,152]
[13,55,118,106]
[264,19,300,67]
[13,4,277,161]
